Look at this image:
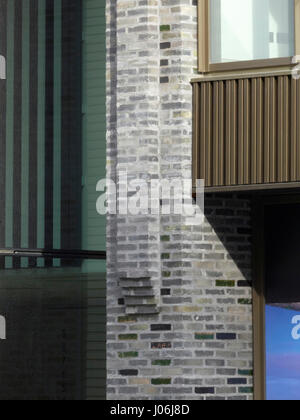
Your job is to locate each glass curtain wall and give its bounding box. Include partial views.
[0,0,106,400]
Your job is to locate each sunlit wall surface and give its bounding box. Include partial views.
[0,0,106,400]
[210,0,295,63]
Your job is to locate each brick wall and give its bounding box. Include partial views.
[106,0,254,400]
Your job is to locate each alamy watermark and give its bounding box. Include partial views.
[0,55,6,80]
[292,315,300,340]
[292,56,300,80]
[0,316,6,340]
[96,172,205,224]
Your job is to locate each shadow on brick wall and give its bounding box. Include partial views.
[205,193,253,287]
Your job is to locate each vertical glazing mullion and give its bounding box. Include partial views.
[12,0,22,269]
[5,0,14,268]
[45,0,54,266]
[0,0,7,269]
[53,0,62,266]
[37,0,46,267]
[29,0,38,267]
[21,0,30,268]
[61,0,82,256]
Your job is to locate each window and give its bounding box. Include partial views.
[254,197,300,400]
[199,0,300,72]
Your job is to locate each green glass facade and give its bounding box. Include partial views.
[0,0,106,400]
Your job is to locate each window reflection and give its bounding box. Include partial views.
[0,257,106,400]
[1,0,106,256]
[210,0,295,63]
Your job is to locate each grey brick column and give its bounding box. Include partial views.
[106,0,163,396]
[114,0,162,311]
[106,0,254,401]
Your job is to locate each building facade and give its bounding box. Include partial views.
[106,0,300,401]
[0,0,299,401]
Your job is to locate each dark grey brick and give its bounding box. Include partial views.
[217,333,237,340]
[228,378,247,385]
[151,324,172,331]
[161,289,171,296]
[195,387,215,395]
[160,76,169,84]
[160,42,171,49]
[119,370,139,376]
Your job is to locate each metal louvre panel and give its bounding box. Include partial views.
[193,74,300,190]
